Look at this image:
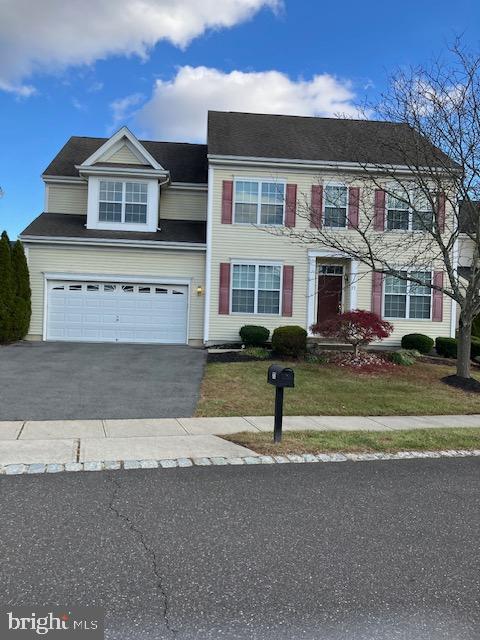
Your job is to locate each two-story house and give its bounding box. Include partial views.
[19,111,456,346]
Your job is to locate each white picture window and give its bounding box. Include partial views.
[234,180,285,225]
[386,189,433,231]
[231,264,281,314]
[324,186,348,228]
[99,180,148,224]
[384,271,432,319]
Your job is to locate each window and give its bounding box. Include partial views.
[234,180,285,225]
[324,186,348,228]
[386,190,433,231]
[87,284,99,292]
[231,264,281,314]
[319,265,343,276]
[99,180,148,224]
[384,271,432,319]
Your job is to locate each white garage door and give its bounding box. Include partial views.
[46,280,188,344]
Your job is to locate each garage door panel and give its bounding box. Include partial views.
[47,280,188,344]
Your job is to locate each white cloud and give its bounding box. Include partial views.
[134,66,363,141]
[0,0,279,94]
[109,93,145,132]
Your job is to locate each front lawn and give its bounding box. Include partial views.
[223,428,480,455]
[196,360,480,416]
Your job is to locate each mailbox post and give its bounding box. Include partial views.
[267,364,295,443]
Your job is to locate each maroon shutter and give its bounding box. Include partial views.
[310,185,323,228]
[437,192,446,233]
[372,272,383,316]
[374,189,386,231]
[348,187,360,229]
[432,271,444,322]
[282,266,294,317]
[285,184,297,227]
[218,263,231,314]
[221,180,233,224]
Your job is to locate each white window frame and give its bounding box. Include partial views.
[323,183,349,229]
[382,269,433,320]
[385,188,434,233]
[230,261,283,315]
[86,176,159,232]
[233,178,286,227]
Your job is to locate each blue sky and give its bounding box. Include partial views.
[0,0,479,237]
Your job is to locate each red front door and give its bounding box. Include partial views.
[317,275,343,323]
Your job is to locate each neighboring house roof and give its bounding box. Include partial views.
[207,111,458,169]
[459,200,480,234]
[20,213,206,245]
[43,137,208,183]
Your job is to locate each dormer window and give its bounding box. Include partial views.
[99,180,148,224]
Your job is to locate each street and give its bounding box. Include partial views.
[0,459,478,639]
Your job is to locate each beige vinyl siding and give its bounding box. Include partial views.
[159,187,207,221]
[207,165,453,346]
[25,244,205,343]
[46,183,88,214]
[104,144,145,164]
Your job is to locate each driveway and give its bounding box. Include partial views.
[0,342,206,420]
[1,459,478,639]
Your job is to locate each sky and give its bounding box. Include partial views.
[0,0,479,237]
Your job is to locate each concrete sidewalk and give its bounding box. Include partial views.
[0,414,479,467]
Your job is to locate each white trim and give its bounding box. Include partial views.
[86,176,159,232]
[42,175,86,184]
[44,184,49,212]
[233,177,286,226]
[203,165,214,344]
[44,272,192,285]
[78,165,169,179]
[450,238,459,337]
[207,154,457,176]
[323,182,349,229]
[20,236,206,251]
[349,261,359,310]
[382,269,433,321]
[229,262,283,316]
[80,127,164,171]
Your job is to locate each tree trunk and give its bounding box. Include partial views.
[456,316,472,379]
[352,343,359,357]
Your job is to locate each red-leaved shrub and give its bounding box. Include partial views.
[311,310,393,355]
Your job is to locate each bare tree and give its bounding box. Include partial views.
[274,41,480,382]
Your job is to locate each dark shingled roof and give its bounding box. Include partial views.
[43,137,208,183]
[21,213,206,244]
[207,111,458,168]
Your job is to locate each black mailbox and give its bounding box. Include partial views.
[267,364,295,388]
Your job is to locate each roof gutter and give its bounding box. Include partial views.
[19,235,206,251]
[207,154,459,175]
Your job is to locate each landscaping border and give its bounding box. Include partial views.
[1,449,479,475]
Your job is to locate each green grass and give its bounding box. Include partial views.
[196,360,480,417]
[223,428,480,455]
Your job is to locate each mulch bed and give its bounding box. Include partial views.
[441,374,480,393]
[207,351,271,363]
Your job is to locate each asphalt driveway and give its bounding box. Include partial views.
[1,458,478,639]
[0,342,206,421]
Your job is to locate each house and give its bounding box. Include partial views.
[19,111,457,347]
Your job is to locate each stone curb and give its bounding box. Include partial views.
[1,449,479,476]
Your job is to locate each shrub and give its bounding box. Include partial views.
[304,353,327,365]
[311,310,393,356]
[272,325,307,357]
[239,325,270,347]
[389,349,417,366]
[243,346,271,360]
[11,241,31,340]
[435,337,457,358]
[0,232,15,343]
[401,333,434,354]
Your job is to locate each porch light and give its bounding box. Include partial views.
[197,286,204,296]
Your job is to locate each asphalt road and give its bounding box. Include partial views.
[0,459,479,639]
